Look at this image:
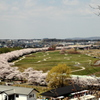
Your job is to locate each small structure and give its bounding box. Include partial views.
[0,85,38,100]
[5,82,13,86]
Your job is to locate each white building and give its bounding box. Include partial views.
[0,85,38,100]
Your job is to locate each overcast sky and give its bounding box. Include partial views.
[0,0,100,39]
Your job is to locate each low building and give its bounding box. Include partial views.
[40,84,96,100]
[40,84,82,98]
[0,85,38,100]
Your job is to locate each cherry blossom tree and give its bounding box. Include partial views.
[0,47,54,85]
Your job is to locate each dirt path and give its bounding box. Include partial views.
[71,66,85,72]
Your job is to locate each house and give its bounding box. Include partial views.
[40,84,82,98]
[40,84,96,100]
[0,85,38,100]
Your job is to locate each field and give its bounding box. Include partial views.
[13,50,100,76]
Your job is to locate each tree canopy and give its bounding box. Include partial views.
[46,64,71,88]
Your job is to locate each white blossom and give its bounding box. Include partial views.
[0,47,49,85]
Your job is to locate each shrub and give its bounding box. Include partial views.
[67,50,81,54]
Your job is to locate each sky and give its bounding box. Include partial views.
[0,0,100,39]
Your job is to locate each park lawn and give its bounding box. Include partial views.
[13,50,100,76]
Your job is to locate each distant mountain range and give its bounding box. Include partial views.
[66,37,100,40]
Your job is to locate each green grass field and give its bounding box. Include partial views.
[13,50,100,76]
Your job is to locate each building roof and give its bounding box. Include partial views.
[40,84,82,98]
[0,85,38,95]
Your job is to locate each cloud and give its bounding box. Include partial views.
[0,1,9,11]
[62,0,79,6]
[0,0,94,22]
[24,0,37,8]
[11,7,19,11]
[90,0,100,4]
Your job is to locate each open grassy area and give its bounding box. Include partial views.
[0,47,22,54]
[12,50,100,76]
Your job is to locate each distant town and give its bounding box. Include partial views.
[0,37,100,48]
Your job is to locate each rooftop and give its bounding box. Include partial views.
[40,84,82,98]
[0,85,38,95]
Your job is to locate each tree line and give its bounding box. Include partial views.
[0,47,22,54]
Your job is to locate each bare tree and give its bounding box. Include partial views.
[89,4,100,16]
